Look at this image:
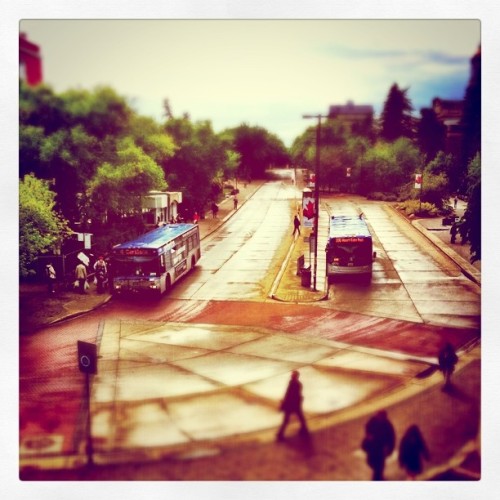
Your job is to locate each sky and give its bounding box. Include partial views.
[19,19,480,146]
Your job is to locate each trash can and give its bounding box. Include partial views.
[301,266,311,288]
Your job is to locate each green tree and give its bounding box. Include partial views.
[19,174,71,278]
[358,138,422,196]
[164,118,226,214]
[87,138,167,218]
[380,84,414,142]
[459,48,481,191]
[228,124,290,180]
[463,153,480,263]
[417,108,446,161]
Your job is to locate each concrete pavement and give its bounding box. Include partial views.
[19,182,481,480]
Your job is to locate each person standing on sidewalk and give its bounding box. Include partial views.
[361,410,396,480]
[292,214,301,236]
[233,195,238,210]
[45,262,56,294]
[94,256,108,294]
[438,342,458,390]
[75,261,88,295]
[276,370,309,441]
[398,424,430,480]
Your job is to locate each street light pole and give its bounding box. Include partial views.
[303,113,327,291]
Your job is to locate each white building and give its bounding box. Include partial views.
[142,191,183,226]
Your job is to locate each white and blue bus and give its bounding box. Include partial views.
[325,214,376,283]
[110,223,201,296]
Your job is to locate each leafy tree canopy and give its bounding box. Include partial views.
[87,138,167,215]
[380,83,414,142]
[19,174,71,277]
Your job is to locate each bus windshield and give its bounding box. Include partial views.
[112,257,160,277]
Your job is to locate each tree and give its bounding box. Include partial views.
[87,138,167,218]
[358,138,423,196]
[19,174,71,278]
[459,47,481,191]
[228,124,290,180]
[163,118,227,214]
[417,108,446,161]
[463,153,481,263]
[380,84,414,142]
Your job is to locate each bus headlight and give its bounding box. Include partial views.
[148,279,160,290]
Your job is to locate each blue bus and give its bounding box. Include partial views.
[110,223,201,296]
[325,214,376,283]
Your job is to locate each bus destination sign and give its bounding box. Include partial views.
[116,248,155,256]
[334,237,365,243]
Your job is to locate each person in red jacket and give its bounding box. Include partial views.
[276,370,309,441]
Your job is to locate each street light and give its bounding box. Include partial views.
[302,113,328,291]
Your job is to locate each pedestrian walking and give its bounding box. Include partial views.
[292,214,301,236]
[453,195,458,209]
[93,255,108,294]
[276,370,309,441]
[450,223,458,244]
[361,410,396,480]
[438,341,458,390]
[75,261,88,295]
[211,202,219,218]
[398,424,430,480]
[233,195,238,210]
[45,262,56,294]
[193,211,200,224]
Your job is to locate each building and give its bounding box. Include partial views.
[431,98,464,156]
[19,33,43,86]
[142,191,183,226]
[328,100,374,133]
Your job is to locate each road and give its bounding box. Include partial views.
[323,197,480,329]
[19,174,481,480]
[170,178,297,301]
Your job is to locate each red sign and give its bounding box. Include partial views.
[415,173,422,189]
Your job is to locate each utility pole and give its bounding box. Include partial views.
[302,114,327,291]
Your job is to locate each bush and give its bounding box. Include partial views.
[367,191,398,201]
[395,200,439,217]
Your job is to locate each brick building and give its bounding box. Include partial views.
[19,33,43,86]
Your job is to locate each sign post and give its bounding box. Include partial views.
[77,341,97,466]
[415,173,423,213]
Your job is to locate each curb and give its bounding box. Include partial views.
[46,294,113,327]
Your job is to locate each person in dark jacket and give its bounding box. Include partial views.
[438,342,458,390]
[450,223,458,243]
[276,370,309,441]
[398,424,430,479]
[292,214,301,236]
[362,410,396,480]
